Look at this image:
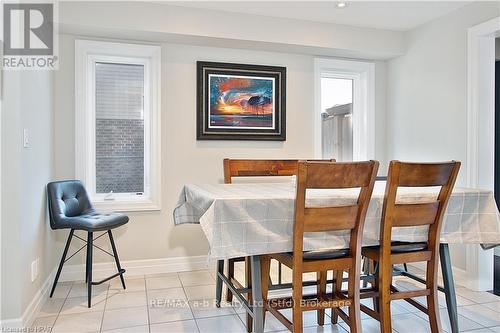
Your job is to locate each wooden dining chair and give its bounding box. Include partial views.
[360,160,460,333]
[218,158,334,332]
[260,160,379,333]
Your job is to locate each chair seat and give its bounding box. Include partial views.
[301,248,350,260]
[390,242,428,253]
[57,210,129,231]
[362,242,430,264]
[271,248,350,265]
[270,248,353,273]
[363,241,428,254]
[279,249,349,261]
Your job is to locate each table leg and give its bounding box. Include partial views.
[216,260,224,307]
[440,243,459,333]
[250,255,264,333]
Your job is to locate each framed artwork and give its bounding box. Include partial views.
[197,61,286,141]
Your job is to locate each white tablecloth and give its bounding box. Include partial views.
[173,182,500,260]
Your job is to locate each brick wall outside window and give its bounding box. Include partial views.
[96,118,144,193]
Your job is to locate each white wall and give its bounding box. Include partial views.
[386,2,500,273]
[1,70,56,323]
[387,1,500,186]
[1,71,23,322]
[53,33,388,266]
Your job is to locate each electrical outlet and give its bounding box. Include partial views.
[31,258,39,282]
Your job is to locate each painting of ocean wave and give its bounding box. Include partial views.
[208,74,275,129]
[197,61,285,141]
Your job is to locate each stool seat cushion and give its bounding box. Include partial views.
[58,210,129,232]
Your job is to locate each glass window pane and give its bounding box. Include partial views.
[320,77,353,161]
[95,62,145,194]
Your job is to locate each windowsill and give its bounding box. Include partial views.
[92,199,161,212]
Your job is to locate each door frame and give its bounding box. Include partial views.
[465,16,500,291]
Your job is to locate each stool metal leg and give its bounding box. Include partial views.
[85,248,89,284]
[108,230,126,290]
[50,229,74,298]
[87,232,93,308]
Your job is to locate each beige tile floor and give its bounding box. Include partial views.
[30,263,500,333]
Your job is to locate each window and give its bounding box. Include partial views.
[314,58,375,162]
[320,77,353,161]
[75,40,161,211]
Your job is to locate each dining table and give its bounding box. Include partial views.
[174,180,500,333]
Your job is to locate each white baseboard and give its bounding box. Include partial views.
[1,267,56,329]
[59,255,209,282]
[1,255,208,329]
[0,318,23,329]
[23,268,56,327]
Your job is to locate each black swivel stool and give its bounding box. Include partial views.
[47,180,129,307]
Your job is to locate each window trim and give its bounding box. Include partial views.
[75,40,161,212]
[314,58,375,161]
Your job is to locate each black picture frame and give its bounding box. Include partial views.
[197,61,286,141]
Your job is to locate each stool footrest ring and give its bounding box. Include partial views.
[91,269,126,285]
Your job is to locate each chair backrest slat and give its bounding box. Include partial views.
[223,159,335,184]
[305,161,375,189]
[397,163,458,187]
[392,202,440,227]
[303,205,359,232]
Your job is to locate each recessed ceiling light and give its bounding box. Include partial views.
[336,2,348,8]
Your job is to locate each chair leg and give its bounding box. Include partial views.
[108,230,126,290]
[427,290,441,333]
[317,271,327,326]
[426,260,442,333]
[86,232,93,308]
[292,269,303,333]
[245,257,253,333]
[226,259,234,303]
[372,261,380,313]
[215,260,224,307]
[378,263,393,333]
[260,256,271,324]
[50,229,74,297]
[331,270,343,324]
[347,267,361,333]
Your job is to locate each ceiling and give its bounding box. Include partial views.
[168,1,472,31]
